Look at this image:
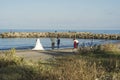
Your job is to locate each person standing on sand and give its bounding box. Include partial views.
[73,38,77,49]
[75,39,79,48]
[50,37,55,49]
[73,38,79,49]
[73,38,79,53]
[57,37,60,49]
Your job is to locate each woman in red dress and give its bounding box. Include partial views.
[73,39,77,49]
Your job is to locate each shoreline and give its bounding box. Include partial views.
[0,39,120,51]
[0,42,120,61]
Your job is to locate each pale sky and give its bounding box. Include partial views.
[0,0,120,30]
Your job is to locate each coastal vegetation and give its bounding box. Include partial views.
[0,32,120,40]
[0,44,120,80]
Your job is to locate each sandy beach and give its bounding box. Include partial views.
[14,48,75,61]
[0,41,120,62]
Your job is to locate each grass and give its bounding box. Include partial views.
[0,44,120,80]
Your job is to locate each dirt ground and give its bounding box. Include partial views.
[14,48,77,61]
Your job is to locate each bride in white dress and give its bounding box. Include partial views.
[32,38,44,50]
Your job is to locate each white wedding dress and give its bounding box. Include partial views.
[32,38,44,50]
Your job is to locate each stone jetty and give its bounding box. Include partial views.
[0,32,120,40]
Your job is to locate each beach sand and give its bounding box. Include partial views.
[15,48,75,61]
[1,41,120,62]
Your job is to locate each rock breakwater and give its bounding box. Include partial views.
[0,32,120,40]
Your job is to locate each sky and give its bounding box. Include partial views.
[0,0,120,30]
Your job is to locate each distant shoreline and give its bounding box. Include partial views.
[0,32,120,40]
[0,29,120,33]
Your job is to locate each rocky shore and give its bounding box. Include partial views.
[0,32,120,40]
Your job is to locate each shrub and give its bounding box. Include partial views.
[0,48,24,68]
[78,43,120,54]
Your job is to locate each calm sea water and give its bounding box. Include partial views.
[0,29,120,34]
[0,29,120,50]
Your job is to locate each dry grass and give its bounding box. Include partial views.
[50,55,120,80]
[0,47,120,80]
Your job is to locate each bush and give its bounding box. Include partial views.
[0,48,53,80]
[78,43,120,54]
[0,48,24,68]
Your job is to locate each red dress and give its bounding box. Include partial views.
[74,41,77,48]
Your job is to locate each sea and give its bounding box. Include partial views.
[0,29,120,50]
